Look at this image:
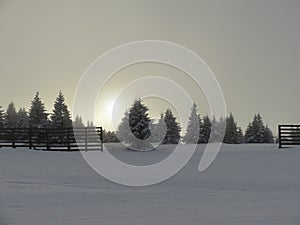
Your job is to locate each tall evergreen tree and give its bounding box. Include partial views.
[87,120,95,127]
[163,109,181,144]
[116,111,131,143]
[16,107,29,128]
[200,115,212,143]
[50,91,72,128]
[245,114,274,143]
[264,125,274,143]
[244,122,254,143]
[223,113,243,144]
[236,127,244,143]
[29,92,48,128]
[151,113,167,143]
[210,116,225,142]
[4,102,17,128]
[73,115,85,128]
[128,99,152,150]
[15,107,29,141]
[183,103,201,144]
[245,114,265,143]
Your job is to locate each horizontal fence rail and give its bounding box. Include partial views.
[278,125,300,148]
[0,127,103,151]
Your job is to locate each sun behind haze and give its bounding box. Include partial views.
[0,0,299,134]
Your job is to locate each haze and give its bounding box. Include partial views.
[0,0,299,134]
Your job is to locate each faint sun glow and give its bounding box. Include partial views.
[95,98,117,130]
[106,99,115,118]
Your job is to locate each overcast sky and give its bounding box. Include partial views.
[0,0,299,133]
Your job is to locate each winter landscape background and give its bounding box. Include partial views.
[1,1,300,224]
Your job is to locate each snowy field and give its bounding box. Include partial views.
[1,144,300,225]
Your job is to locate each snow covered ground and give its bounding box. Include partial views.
[1,144,300,225]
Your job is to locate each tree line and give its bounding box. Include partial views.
[0,91,81,129]
[114,99,274,145]
[0,93,274,144]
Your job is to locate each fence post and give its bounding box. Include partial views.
[67,128,70,151]
[12,128,16,148]
[100,127,103,151]
[85,127,88,151]
[278,125,282,148]
[29,128,32,149]
[46,129,50,150]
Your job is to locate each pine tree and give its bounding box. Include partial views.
[29,92,48,128]
[236,127,244,143]
[116,111,131,143]
[245,114,266,143]
[16,107,29,128]
[264,125,274,143]
[200,115,212,143]
[128,99,152,150]
[73,115,85,128]
[87,120,95,127]
[15,107,29,141]
[183,103,201,144]
[50,91,72,129]
[163,109,181,144]
[223,113,243,144]
[253,114,264,143]
[217,117,226,142]
[244,122,254,143]
[151,113,167,143]
[4,102,17,128]
[210,116,224,142]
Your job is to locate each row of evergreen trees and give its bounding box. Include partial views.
[114,99,274,145]
[183,103,274,144]
[0,93,274,144]
[0,91,77,129]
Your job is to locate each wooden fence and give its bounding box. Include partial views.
[0,127,103,151]
[278,125,300,148]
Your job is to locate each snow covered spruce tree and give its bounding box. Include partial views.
[245,114,273,143]
[50,91,72,129]
[15,107,29,141]
[28,92,49,144]
[200,115,212,143]
[4,102,17,128]
[264,125,274,143]
[150,113,167,143]
[48,92,72,144]
[237,127,244,143]
[87,120,95,127]
[183,103,201,144]
[116,111,131,143]
[29,92,48,128]
[210,116,225,142]
[127,98,153,151]
[223,113,244,144]
[245,114,264,143]
[163,109,181,144]
[50,91,72,143]
[73,115,85,128]
[16,107,29,128]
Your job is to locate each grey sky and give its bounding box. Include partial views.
[0,0,299,133]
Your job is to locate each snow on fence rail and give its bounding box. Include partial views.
[0,127,103,151]
[278,125,300,148]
